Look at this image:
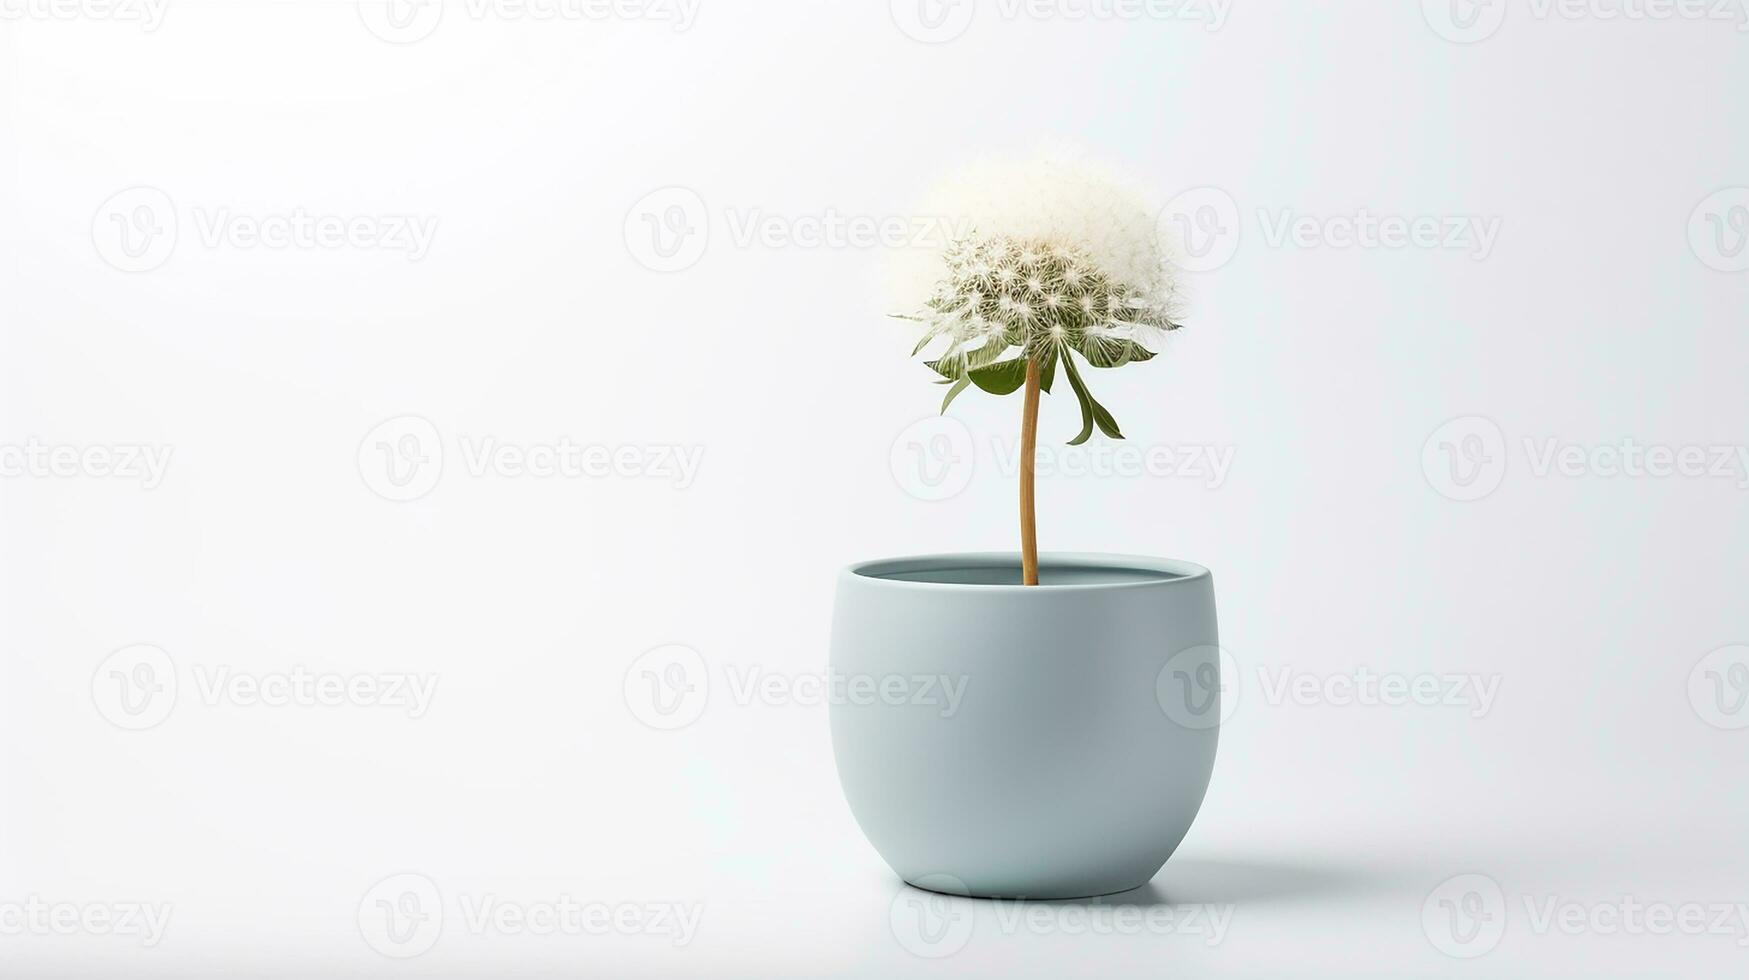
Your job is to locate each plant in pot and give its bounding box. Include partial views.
[830,156,1220,900]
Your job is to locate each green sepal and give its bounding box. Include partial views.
[1081,339,1157,368]
[939,376,971,413]
[1038,348,1057,394]
[926,341,1012,380]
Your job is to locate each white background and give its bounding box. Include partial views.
[3,0,1747,976]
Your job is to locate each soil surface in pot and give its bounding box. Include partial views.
[858,556,1190,587]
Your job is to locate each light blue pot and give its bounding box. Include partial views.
[830,553,1220,900]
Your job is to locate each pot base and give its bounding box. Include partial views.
[902,874,1158,902]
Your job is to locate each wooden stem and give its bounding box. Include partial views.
[1020,356,1041,586]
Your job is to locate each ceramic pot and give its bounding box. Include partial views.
[830,553,1220,899]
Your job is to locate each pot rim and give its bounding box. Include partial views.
[843,552,1211,593]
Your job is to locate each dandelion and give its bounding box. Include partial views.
[890,154,1186,585]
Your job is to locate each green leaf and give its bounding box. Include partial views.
[939,376,971,413]
[1058,351,1125,444]
[1059,351,1097,446]
[967,357,1029,396]
[1081,338,1157,368]
[1091,396,1124,439]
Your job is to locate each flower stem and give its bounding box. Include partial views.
[1020,356,1041,586]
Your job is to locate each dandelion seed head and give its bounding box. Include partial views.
[891,152,1183,356]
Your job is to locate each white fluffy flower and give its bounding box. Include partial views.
[893,154,1183,368]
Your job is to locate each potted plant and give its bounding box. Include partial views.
[830,156,1220,900]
